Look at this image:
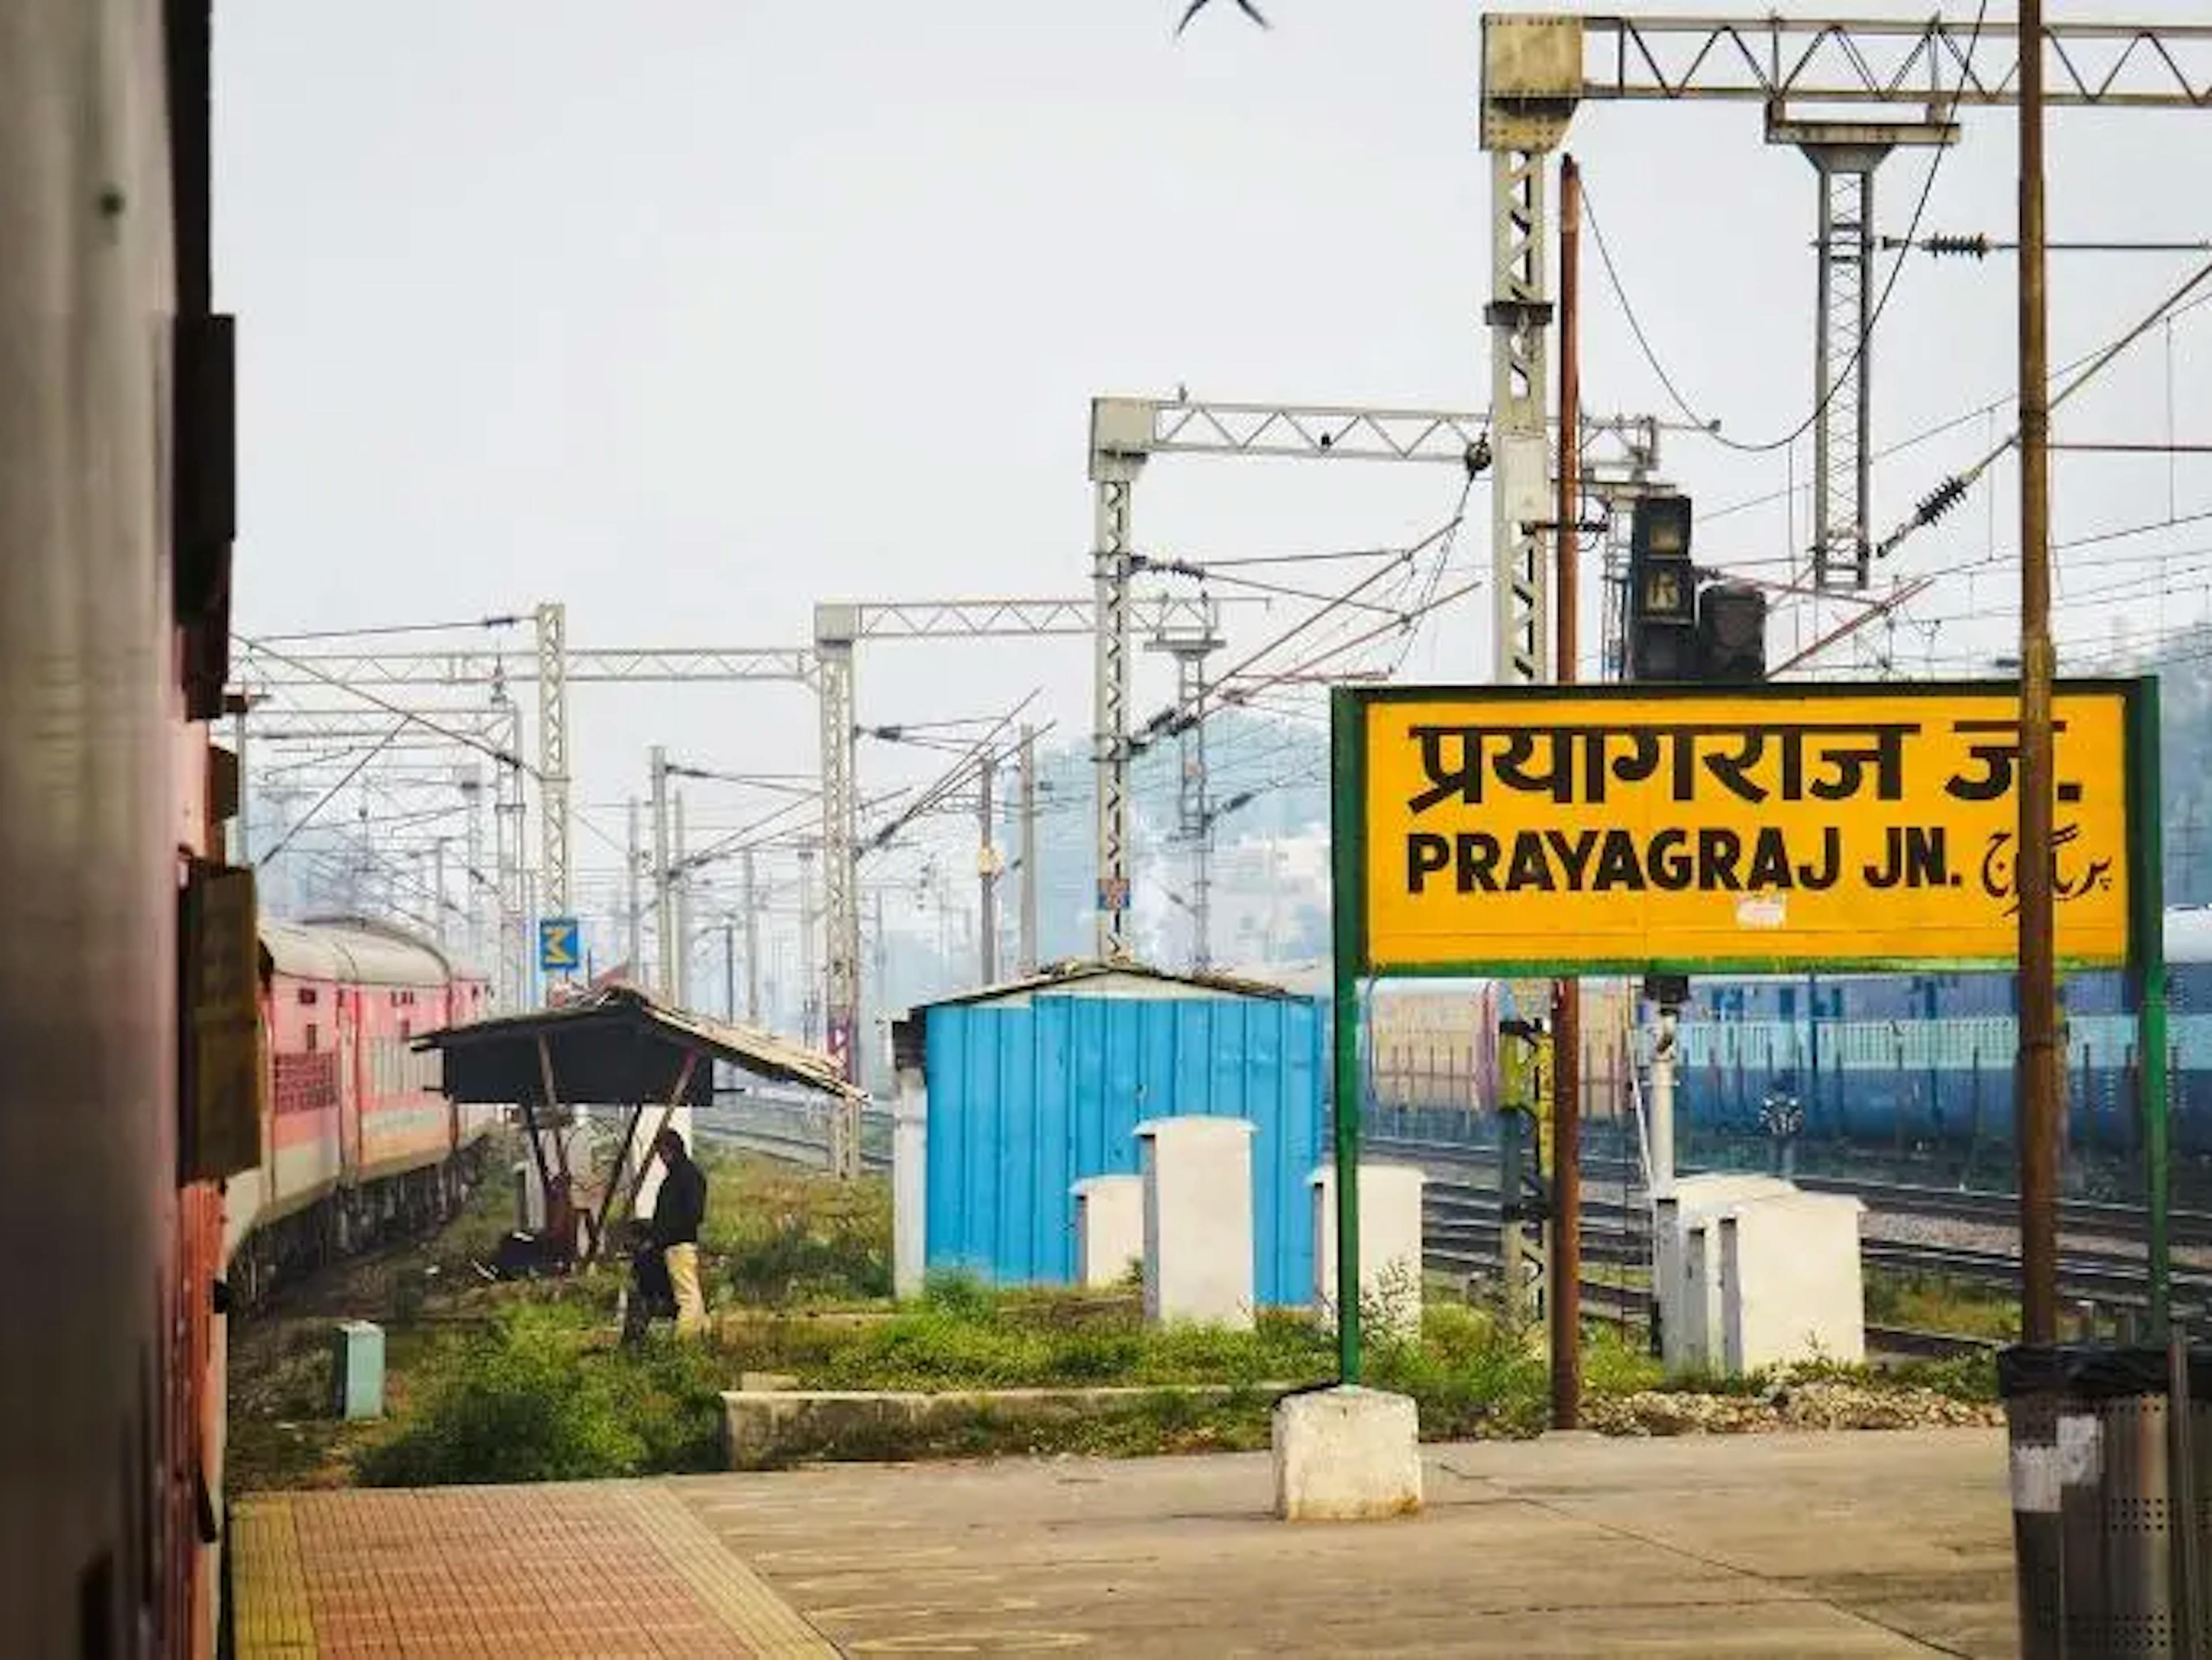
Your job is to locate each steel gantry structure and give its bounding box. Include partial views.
[811,593,1229,1080]
[1480,11,2212,593]
[242,591,1237,1077]
[238,696,528,998]
[1086,395,1672,956]
[232,623,817,1005]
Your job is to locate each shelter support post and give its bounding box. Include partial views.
[532,1034,577,1260]
[590,1099,650,1268]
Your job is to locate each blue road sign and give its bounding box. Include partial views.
[537,916,581,974]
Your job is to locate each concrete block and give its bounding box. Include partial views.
[1656,1174,1797,1374]
[1309,1163,1426,1338]
[1072,1174,1145,1290]
[1271,1386,1422,1521]
[1137,1116,1255,1330]
[892,1066,927,1299]
[1721,1191,1866,1372]
[331,1320,385,1421]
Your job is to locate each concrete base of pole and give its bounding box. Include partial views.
[1271,1386,1422,1521]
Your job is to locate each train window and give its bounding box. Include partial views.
[305,1023,319,1053]
[297,987,317,1005]
[399,1019,410,1041]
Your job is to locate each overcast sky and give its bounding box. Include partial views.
[216,2,2212,955]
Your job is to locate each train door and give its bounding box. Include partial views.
[335,985,364,1181]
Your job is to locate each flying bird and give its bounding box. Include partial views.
[1176,0,1268,36]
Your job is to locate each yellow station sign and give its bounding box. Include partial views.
[1354,683,2137,973]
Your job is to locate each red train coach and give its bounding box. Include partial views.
[224,918,498,1303]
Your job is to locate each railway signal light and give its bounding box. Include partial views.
[1628,494,1697,682]
[1626,496,1771,686]
[1696,581,1769,683]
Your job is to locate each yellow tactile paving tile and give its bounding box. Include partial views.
[232,1499,318,1657]
[229,1482,835,1657]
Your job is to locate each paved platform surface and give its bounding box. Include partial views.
[231,1481,834,1657]
[234,1428,2018,1656]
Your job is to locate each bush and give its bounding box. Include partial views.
[356,1304,729,1486]
[1369,1303,1547,1438]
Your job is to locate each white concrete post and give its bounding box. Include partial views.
[1719,1192,1866,1374]
[1309,1163,1426,1341]
[892,1064,928,1299]
[1137,1117,1255,1330]
[1072,1174,1145,1290]
[1656,1174,1797,1375]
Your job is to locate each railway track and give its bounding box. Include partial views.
[1372,1130,2212,1254]
[1403,1140,2212,1336]
[694,1099,893,1174]
[1421,1194,1995,1359]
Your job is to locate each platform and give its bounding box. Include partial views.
[233,1428,2018,1656]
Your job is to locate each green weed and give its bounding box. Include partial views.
[355,1303,730,1485]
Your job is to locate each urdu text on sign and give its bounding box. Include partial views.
[1357,685,2134,972]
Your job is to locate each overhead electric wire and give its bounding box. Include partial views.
[1875,255,2212,561]
[865,698,1047,854]
[1703,283,2212,530]
[1385,474,1479,678]
[1134,559,1406,618]
[232,634,535,776]
[251,615,524,643]
[1128,510,1466,758]
[1166,542,1442,569]
[1580,0,1988,457]
[259,720,410,863]
[1224,578,1484,709]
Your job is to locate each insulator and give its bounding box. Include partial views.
[1911,475,1969,530]
[1925,233,1991,260]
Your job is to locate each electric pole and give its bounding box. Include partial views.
[673,790,690,1008]
[798,845,820,1046]
[2016,0,2059,1347]
[1018,724,1040,975]
[979,757,998,984]
[626,796,643,981]
[723,918,736,1024]
[872,884,888,1053]
[741,848,760,1023]
[1550,154,1585,1432]
[651,745,673,998]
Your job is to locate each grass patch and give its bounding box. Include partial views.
[1865,1268,2020,1343]
[783,1272,1335,1391]
[229,1144,1999,1491]
[704,1155,892,1307]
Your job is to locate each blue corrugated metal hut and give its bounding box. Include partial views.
[891,962,1327,1307]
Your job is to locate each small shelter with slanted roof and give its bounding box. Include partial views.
[889,959,1326,1306]
[415,984,863,1268]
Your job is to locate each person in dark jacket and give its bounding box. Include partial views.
[647,1127,709,1335]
